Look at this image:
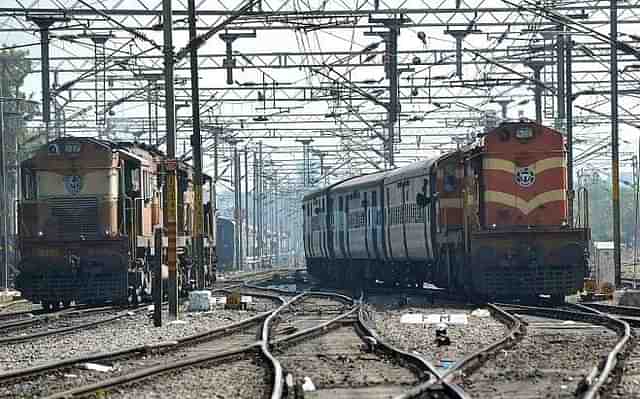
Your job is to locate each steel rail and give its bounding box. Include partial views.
[577,302,640,317]
[0,303,151,343]
[269,305,359,349]
[0,298,28,310]
[565,302,640,327]
[389,303,524,399]
[0,311,131,345]
[357,306,443,396]
[263,290,357,398]
[496,302,632,399]
[571,303,633,399]
[43,344,261,399]
[262,292,306,399]
[42,291,357,399]
[0,302,116,324]
[0,292,284,383]
[243,282,356,306]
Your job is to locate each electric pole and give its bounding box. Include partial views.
[162,0,179,320]
[188,0,205,289]
[611,0,622,287]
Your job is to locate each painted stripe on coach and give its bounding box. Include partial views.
[484,189,567,215]
[482,157,565,175]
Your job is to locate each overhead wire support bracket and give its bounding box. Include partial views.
[364,13,410,167]
[220,31,257,85]
[77,0,160,49]
[26,14,69,138]
[174,0,260,63]
[445,28,482,78]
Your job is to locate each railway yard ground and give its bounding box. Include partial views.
[2,268,640,398]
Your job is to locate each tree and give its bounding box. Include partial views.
[0,45,42,286]
[582,176,639,246]
[0,45,32,100]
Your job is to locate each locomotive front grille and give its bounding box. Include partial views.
[49,196,99,240]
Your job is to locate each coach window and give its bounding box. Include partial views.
[143,170,153,201]
[371,191,377,224]
[339,196,344,229]
[22,170,36,200]
[435,199,441,233]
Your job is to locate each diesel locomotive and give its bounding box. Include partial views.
[16,137,217,309]
[303,121,590,300]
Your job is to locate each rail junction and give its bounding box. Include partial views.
[2,0,640,398]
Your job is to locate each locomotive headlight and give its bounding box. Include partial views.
[491,224,497,229]
[561,220,568,227]
[37,231,44,237]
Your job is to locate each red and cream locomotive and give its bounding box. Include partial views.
[303,121,589,300]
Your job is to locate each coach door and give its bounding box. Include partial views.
[327,196,335,259]
[401,180,410,260]
[369,190,381,260]
[338,196,347,258]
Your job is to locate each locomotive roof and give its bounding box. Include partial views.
[479,119,560,139]
[25,137,212,180]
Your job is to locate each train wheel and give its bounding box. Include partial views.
[62,300,72,308]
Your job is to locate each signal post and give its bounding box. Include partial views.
[165,159,179,319]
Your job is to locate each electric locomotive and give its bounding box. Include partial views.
[303,120,590,300]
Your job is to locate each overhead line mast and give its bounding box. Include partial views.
[162,0,179,320]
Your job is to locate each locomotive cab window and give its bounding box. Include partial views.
[142,170,155,201]
[515,126,534,139]
[123,162,141,197]
[64,142,81,153]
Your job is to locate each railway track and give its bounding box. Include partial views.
[2,272,527,399]
[0,299,31,314]
[269,293,441,398]
[20,286,437,399]
[30,290,353,398]
[576,302,640,398]
[455,303,629,399]
[0,305,143,345]
[0,292,284,398]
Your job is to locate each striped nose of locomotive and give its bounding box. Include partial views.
[482,123,567,227]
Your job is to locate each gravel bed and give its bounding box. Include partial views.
[2,321,264,398]
[460,315,618,398]
[275,325,419,390]
[82,355,269,399]
[369,304,507,366]
[0,298,276,372]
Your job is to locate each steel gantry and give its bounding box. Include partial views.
[1,0,639,297]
